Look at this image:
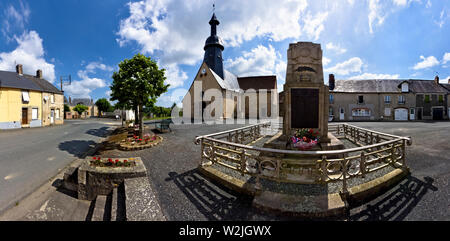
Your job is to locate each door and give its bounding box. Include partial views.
[50,109,55,124]
[22,108,28,125]
[339,108,345,120]
[395,108,408,121]
[417,108,422,120]
[433,108,443,120]
[409,108,415,120]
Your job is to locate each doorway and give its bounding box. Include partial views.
[51,109,55,124]
[22,108,28,125]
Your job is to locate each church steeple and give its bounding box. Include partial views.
[203,12,224,79]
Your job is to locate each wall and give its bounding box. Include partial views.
[0,88,42,129]
[42,92,64,126]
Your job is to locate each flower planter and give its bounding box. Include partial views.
[119,136,163,151]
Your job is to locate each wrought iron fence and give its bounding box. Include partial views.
[195,123,412,195]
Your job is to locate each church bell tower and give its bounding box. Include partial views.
[203,13,224,79]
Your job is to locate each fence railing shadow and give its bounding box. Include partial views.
[348,175,438,221]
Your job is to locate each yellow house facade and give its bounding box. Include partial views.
[0,65,64,129]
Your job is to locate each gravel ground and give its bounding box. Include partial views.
[98,121,450,220]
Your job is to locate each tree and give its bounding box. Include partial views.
[73,104,89,116]
[64,104,70,113]
[110,54,169,138]
[95,98,112,116]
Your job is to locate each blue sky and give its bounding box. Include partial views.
[0,0,449,107]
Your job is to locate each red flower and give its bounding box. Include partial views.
[108,158,113,163]
[115,159,119,163]
[124,160,128,163]
[93,157,96,160]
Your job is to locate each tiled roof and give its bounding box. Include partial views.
[237,75,277,90]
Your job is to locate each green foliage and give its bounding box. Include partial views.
[64,104,70,113]
[110,53,169,137]
[95,98,113,115]
[73,104,89,115]
[110,53,169,107]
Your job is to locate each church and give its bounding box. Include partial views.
[182,13,278,122]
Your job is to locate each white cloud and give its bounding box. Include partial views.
[412,55,440,70]
[325,57,363,75]
[393,0,408,6]
[1,1,30,40]
[64,62,109,98]
[442,53,450,65]
[349,73,400,80]
[156,88,188,107]
[325,42,347,55]
[442,76,450,83]
[225,45,278,77]
[85,62,114,73]
[0,31,56,82]
[163,63,188,88]
[323,57,331,66]
[368,0,386,34]
[117,0,309,67]
[426,0,432,8]
[302,11,329,40]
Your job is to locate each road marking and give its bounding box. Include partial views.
[47,157,55,161]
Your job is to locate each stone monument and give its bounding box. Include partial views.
[282,42,330,143]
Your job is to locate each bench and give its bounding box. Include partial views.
[156,119,172,132]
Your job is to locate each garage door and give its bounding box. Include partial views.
[395,108,408,121]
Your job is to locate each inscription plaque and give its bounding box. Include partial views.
[291,88,319,128]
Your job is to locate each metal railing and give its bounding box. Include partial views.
[195,122,412,195]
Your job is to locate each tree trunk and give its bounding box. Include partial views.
[134,104,139,126]
[139,104,144,139]
[121,109,124,127]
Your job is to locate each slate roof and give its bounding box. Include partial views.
[0,70,43,92]
[237,76,277,90]
[210,68,240,91]
[331,79,449,94]
[209,67,277,92]
[68,98,93,106]
[24,74,63,94]
[0,70,63,94]
[441,83,450,92]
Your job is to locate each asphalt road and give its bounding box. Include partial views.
[0,119,117,214]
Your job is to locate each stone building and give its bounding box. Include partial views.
[0,64,64,129]
[65,97,98,119]
[182,13,278,122]
[328,75,449,121]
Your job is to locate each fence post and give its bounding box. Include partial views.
[402,139,407,167]
[360,151,366,178]
[341,156,349,196]
[240,149,246,175]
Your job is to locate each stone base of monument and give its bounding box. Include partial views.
[262,131,345,154]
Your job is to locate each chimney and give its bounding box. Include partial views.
[434,75,439,85]
[16,64,23,75]
[448,78,450,84]
[329,74,335,91]
[36,69,43,79]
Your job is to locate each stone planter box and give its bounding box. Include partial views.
[119,136,163,151]
[77,157,147,200]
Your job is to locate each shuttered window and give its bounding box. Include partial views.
[32,108,38,120]
[22,91,30,102]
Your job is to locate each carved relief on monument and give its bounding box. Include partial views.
[285,42,324,85]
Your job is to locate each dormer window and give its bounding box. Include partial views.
[401,82,409,92]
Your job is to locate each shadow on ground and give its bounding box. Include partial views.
[58,140,97,158]
[349,175,438,221]
[165,169,254,221]
[86,127,111,138]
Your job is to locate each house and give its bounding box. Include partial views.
[440,79,450,117]
[0,64,64,129]
[328,74,449,121]
[65,97,98,119]
[182,13,278,122]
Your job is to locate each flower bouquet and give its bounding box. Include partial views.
[291,128,320,150]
